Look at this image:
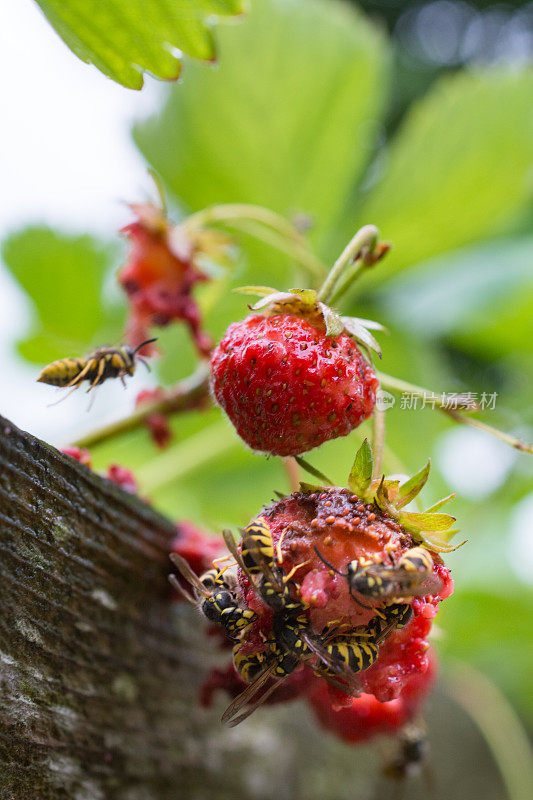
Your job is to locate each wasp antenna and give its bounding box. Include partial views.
[167,574,196,605]
[348,589,373,611]
[314,545,344,576]
[133,338,158,355]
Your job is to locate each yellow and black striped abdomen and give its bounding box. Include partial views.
[399,547,433,574]
[233,644,268,683]
[37,357,87,387]
[241,517,274,574]
[326,636,379,673]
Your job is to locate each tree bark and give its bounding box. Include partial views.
[0,415,310,799]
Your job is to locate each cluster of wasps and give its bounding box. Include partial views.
[169,516,440,727]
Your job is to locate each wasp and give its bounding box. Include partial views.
[382,722,432,790]
[314,545,441,609]
[168,552,256,639]
[37,339,157,394]
[222,609,364,727]
[232,642,269,684]
[223,522,303,614]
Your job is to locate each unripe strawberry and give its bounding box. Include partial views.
[211,311,378,456]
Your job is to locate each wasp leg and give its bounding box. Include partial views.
[87,357,106,393]
[65,359,94,388]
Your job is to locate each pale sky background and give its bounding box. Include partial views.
[0,0,161,445]
[1,0,533,576]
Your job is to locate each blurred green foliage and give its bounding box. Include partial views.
[3,0,533,735]
[33,0,244,89]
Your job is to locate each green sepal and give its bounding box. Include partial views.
[375,477,400,515]
[425,494,456,513]
[319,302,344,336]
[251,291,295,310]
[421,533,467,553]
[295,456,334,487]
[289,288,318,305]
[348,438,373,495]
[396,460,431,508]
[399,511,456,533]
[273,490,286,499]
[341,316,382,356]
[233,285,278,297]
[299,482,323,493]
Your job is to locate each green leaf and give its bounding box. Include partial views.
[1,227,123,364]
[348,438,373,495]
[134,0,389,250]
[397,460,431,508]
[357,69,533,279]
[378,237,533,358]
[34,0,244,89]
[399,511,456,533]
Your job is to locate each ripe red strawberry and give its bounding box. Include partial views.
[308,650,437,744]
[233,486,452,702]
[211,312,378,456]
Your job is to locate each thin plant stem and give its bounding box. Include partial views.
[328,257,367,306]
[184,203,324,278]
[372,404,386,479]
[377,371,533,456]
[318,225,379,304]
[220,218,325,278]
[71,365,210,449]
[137,421,239,492]
[447,661,533,800]
[284,457,300,492]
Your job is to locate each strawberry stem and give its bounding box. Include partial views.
[184,203,325,277]
[317,225,380,304]
[371,404,386,479]
[377,371,533,455]
[71,365,210,449]
[284,457,301,492]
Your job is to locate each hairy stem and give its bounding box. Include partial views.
[71,365,210,449]
[318,225,379,304]
[377,371,533,456]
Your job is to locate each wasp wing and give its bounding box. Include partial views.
[221,661,280,726]
[300,631,363,696]
[168,552,210,598]
[222,528,259,586]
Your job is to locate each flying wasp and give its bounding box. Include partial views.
[314,545,442,609]
[37,339,157,395]
[168,552,256,640]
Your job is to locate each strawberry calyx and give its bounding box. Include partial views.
[299,439,464,554]
[234,286,385,358]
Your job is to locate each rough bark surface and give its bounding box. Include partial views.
[0,415,312,800]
